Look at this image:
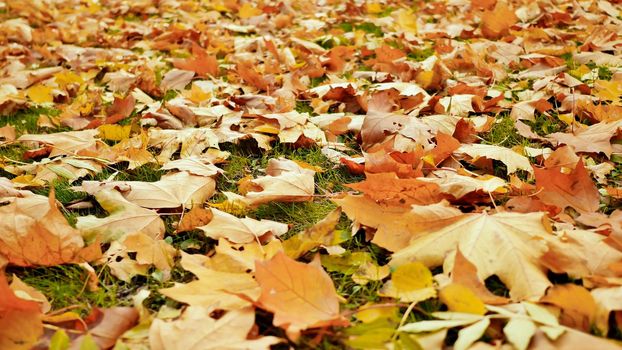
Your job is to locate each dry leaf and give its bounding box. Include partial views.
[150,306,281,350]
[76,189,165,243]
[255,252,347,338]
[347,172,445,207]
[0,272,43,350]
[77,171,216,209]
[391,211,554,301]
[0,189,100,266]
[197,208,288,244]
[534,159,600,213]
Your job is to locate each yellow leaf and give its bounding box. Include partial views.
[594,80,622,103]
[568,64,591,79]
[397,9,417,34]
[26,85,53,104]
[238,3,261,19]
[98,124,131,141]
[11,175,46,188]
[54,71,83,88]
[557,113,575,125]
[415,70,435,89]
[253,124,280,135]
[439,283,487,315]
[292,159,324,173]
[392,262,433,291]
[355,303,399,323]
[186,84,212,103]
[366,2,383,14]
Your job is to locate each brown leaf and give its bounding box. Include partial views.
[177,206,213,233]
[541,284,596,331]
[480,2,517,39]
[451,249,509,305]
[534,159,600,213]
[255,252,347,338]
[173,42,219,77]
[347,172,445,207]
[0,190,101,267]
[0,272,43,350]
[73,307,139,349]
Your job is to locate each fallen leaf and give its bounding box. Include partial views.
[481,2,518,38]
[347,172,445,207]
[160,252,259,310]
[455,143,533,174]
[176,206,213,233]
[391,211,554,301]
[283,207,343,258]
[335,195,463,252]
[150,306,281,350]
[450,249,509,305]
[0,272,43,350]
[540,284,596,331]
[255,252,347,338]
[76,189,165,243]
[77,171,216,209]
[548,120,622,157]
[197,208,288,244]
[0,189,100,266]
[534,159,600,213]
[380,262,437,302]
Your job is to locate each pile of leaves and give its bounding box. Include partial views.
[1,0,622,348]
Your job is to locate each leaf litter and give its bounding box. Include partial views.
[1,0,622,349]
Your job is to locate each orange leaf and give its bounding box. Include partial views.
[173,42,219,77]
[347,172,445,207]
[534,159,600,213]
[0,189,101,266]
[451,248,509,305]
[255,252,347,338]
[236,61,271,91]
[176,206,214,233]
[428,132,461,165]
[0,272,43,350]
[480,2,517,39]
[540,284,596,332]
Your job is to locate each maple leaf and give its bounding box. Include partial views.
[233,158,316,207]
[71,307,139,349]
[0,189,101,266]
[176,206,213,233]
[173,42,219,77]
[455,143,533,174]
[548,120,622,157]
[450,248,510,305]
[283,207,343,258]
[150,306,281,350]
[347,172,445,207]
[18,129,99,158]
[77,171,216,209]
[334,194,463,252]
[0,272,43,350]
[160,252,260,310]
[418,170,508,199]
[103,232,178,282]
[541,284,596,332]
[206,238,283,273]
[391,211,555,301]
[197,208,288,244]
[76,189,165,243]
[534,158,600,213]
[255,252,347,338]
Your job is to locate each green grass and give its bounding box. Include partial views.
[480,114,530,148]
[8,265,123,315]
[0,106,62,134]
